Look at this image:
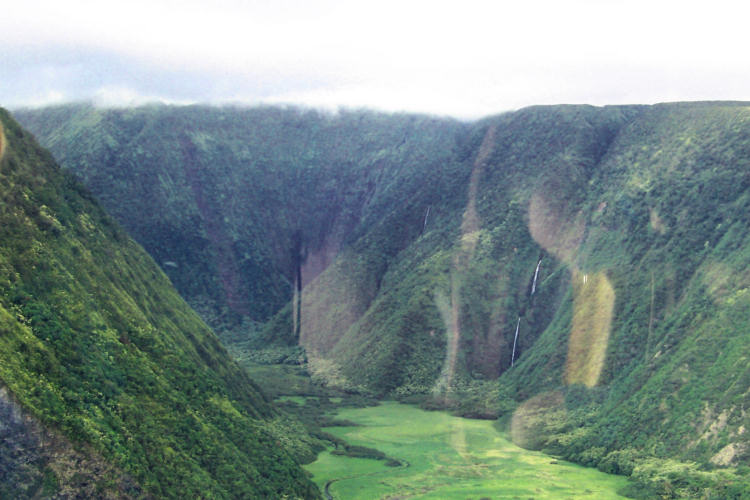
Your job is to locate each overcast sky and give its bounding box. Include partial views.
[2,0,750,119]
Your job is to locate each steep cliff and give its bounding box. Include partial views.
[0,109,319,498]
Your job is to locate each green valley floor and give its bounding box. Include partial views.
[305,401,629,499]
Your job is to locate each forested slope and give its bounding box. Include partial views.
[0,109,319,499]
[16,104,466,348]
[17,102,750,497]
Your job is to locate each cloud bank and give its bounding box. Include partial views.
[3,0,750,118]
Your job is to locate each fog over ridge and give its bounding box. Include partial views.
[3,0,750,118]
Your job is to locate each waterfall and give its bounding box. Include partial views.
[422,206,431,233]
[291,233,303,340]
[530,259,542,296]
[510,259,542,367]
[511,317,521,366]
[294,263,302,340]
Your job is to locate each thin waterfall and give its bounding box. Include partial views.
[294,262,302,340]
[530,258,542,296]
[422,206,431,233]
[291,233,303,340]
[511,317,521,366]
[510,259,543,368]
[291,280,298,339]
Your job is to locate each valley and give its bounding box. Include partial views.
[4,101,750,497]
[305,401,628,499]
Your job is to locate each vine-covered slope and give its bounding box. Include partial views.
[0,109,319,498]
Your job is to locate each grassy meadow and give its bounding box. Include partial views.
[305,401,629,499]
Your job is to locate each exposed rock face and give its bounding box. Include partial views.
[0,386,143,499]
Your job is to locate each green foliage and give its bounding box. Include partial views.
[16,102,750,495]
[0,109,319,498]
[330,444,388,461]
[622,458,747,499]
[16,104,466,330]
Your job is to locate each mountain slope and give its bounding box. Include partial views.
[16,102,750,496]
[0,108,319,498]
[16,104,468,348]
[508,103,750,497]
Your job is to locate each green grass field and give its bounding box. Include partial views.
[305,401,629,499]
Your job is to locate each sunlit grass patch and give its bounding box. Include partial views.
[0,122,6,161]
[305,401,628,499]
[275,395,309,405]
[565,270,615,387]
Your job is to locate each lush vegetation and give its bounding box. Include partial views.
[16,102,750,496]
[0,109,319,498]
[15,104,467,346]
[305,401,629,499]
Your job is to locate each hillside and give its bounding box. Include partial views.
[0,109,319,498]
[17,102,750,497]
[15,105,467,345]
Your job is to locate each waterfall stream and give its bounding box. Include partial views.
[511,317,521,366]
[511,258,543,367]
[531,259,542,296]
[422,206,431,233]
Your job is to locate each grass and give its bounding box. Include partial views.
[305,401,629,499]
[0,122,6,161]
[242,362,322,397]
[275,395,311,405]
[565,270,615,386]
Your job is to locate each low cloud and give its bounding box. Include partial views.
[3,1,750,116]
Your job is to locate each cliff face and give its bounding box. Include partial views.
[0,109,319,498]
[0,386,142,499]
[15,105,468,344]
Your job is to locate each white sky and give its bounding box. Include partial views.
[2,0,750,118]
